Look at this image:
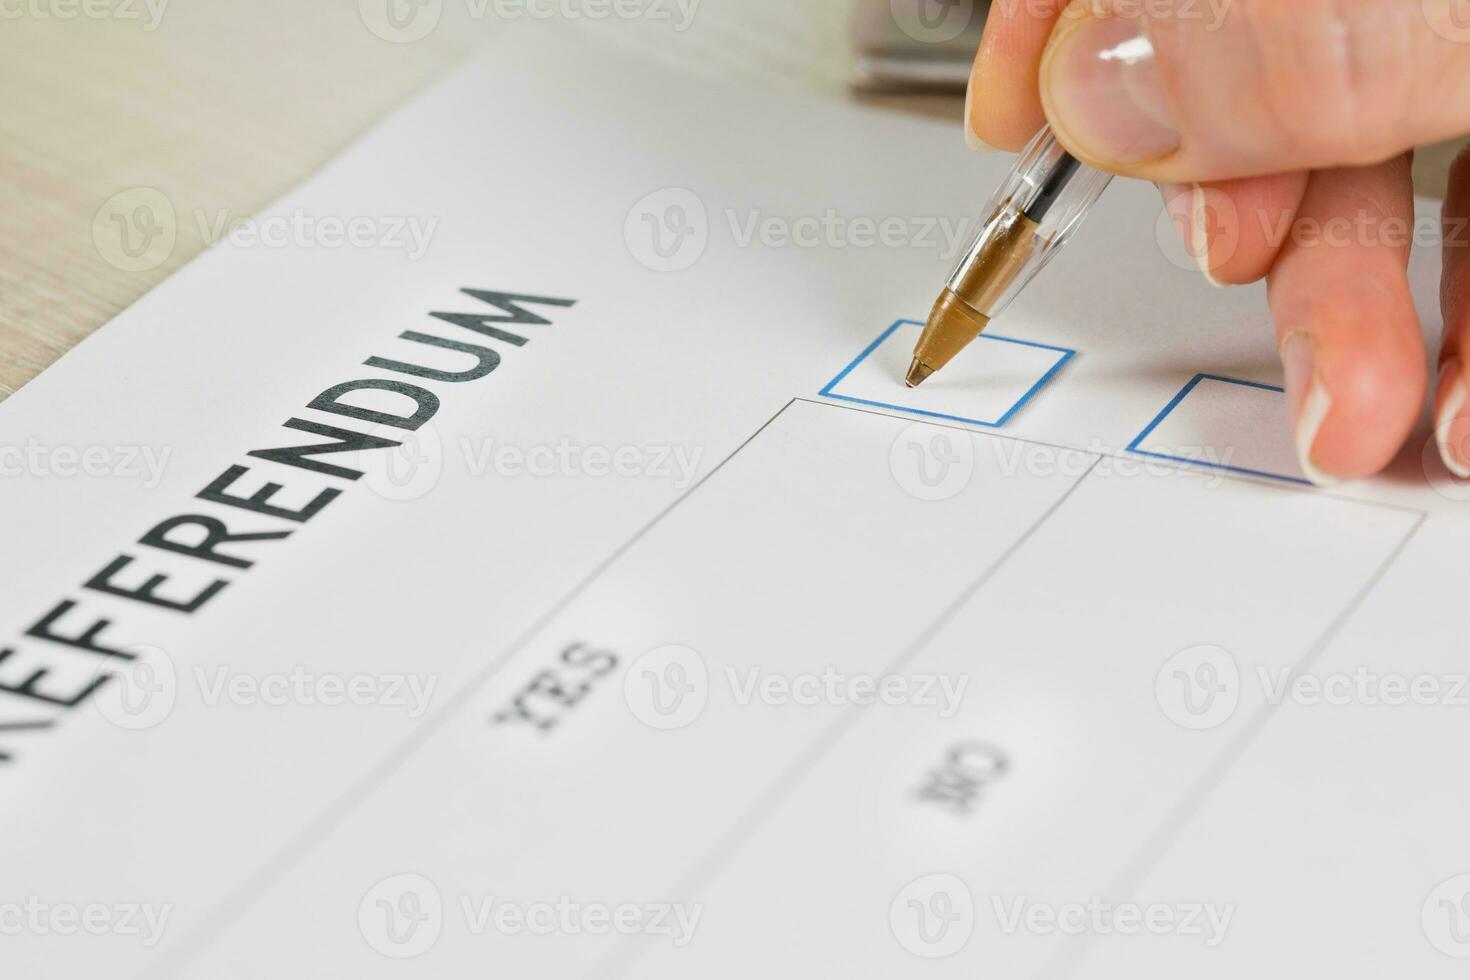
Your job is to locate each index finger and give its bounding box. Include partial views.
[968,0,1067,151]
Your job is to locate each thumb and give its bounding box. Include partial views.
[1038,0,1470,181]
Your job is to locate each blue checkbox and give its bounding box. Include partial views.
[1128,373,1310,485]
[819,319,1075,428]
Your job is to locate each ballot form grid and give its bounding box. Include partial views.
[154,397,1427,979]
[600,399,1427,978]
[613,399,1423,974]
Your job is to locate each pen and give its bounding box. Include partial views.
[907,125,1114,387]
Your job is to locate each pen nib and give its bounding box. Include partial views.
[905,358,935,388]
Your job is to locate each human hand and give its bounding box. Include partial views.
[967,0,1470,484]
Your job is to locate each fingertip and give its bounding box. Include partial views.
[1157,174,1305,288]
[1208,173,1309,285]
[963,75,999,153]
[1435,357,1470,478]
[1269,162,1423,484]
[967,2,1059,152]
[1284,309,1425,483]
[1279,331,1337,486]
[967,54,1046,152]
[1437,151,1470,479]
[1158,182,1227,286]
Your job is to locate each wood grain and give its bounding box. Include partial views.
[0,0,1461,401]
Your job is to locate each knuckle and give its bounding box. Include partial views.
[1211,0,1409,166]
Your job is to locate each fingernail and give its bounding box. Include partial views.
[1436,357,1470,478]
[1281,332,1339,486]
[1043,16,1179,166]
[1160,181,1227,288]
[963,78,997,153]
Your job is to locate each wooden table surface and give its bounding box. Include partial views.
[0,0,1459,402]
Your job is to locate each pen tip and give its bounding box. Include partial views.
[905,359,935,388]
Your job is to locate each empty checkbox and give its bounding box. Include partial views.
[1129,374,1307,484]
[820,319,1074,427]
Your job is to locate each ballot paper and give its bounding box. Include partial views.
[2,30,1467,980]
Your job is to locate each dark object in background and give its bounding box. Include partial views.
[851,0,987,93]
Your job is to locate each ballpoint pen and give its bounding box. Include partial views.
[906,125,1114,387]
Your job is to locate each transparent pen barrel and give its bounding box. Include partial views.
[947,128,1113,318]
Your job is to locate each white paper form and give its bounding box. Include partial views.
[0,29,1462,980]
